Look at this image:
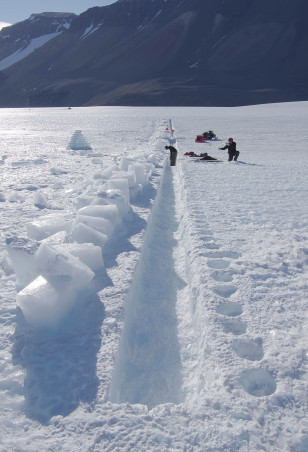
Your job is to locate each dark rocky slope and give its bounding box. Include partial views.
[0,0,307,107]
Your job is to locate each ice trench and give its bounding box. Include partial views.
[110,163,185,408]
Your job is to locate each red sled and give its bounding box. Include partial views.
[195,135,207,143]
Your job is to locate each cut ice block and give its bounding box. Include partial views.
[101,164,119,179]
[54,242,104,271]
[17,275,69,329]
[71,223,108,248]
[6,236,40,289]
[41,231,69,246]
[77,204,119,223]
[147,154,159,165]
[119,157,133,171]
[93,189,130,217]
[35,243,94,290]
[75,214,115,237]
[128,163,147,185]
[108,178,129,197]
[27,213,73,240]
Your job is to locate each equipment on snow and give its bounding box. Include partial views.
[202,130,217,140]
[184,151,198,156]
[195,131,217,143]
[195,135,207,143]
[199,155,219,161]
[185,151,221,161]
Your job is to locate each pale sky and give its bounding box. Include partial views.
[1,0,117,25]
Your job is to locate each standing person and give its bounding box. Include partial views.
[220,138,240,161]
[165,145,178,166]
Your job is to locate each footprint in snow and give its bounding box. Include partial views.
[221,318,247,335]
[200,241,219,252]
[200,243,220,250]
[232,338,264,361]
[194,218,209,225]
[211,271,234,283]
[206,251,242,259]
[212,285,238,298]
[240,369,277,397]
[200,235,215,243]
[207,259,231,270]
[217,302,243,317]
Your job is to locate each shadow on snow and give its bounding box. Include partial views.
[12,173,162,423]
[12,293,105,424]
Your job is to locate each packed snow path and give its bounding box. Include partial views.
[0,104,307,451]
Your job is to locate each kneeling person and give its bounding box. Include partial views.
[220,138,240,161]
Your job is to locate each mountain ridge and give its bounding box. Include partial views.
[0,0,307,107]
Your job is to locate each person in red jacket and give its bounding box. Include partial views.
[220,138,240,161]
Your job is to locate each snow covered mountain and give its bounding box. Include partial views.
[0,13,76,71]
[0,0,307,107]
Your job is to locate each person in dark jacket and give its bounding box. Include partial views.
[220,138,239,161]
[165,145,178,166]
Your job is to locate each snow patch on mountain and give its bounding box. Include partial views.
[80,23,102,40]
[0,22,11,31]
[0,32,61,70]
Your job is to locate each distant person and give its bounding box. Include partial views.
[220,138,239,161]
[165,145,178,166]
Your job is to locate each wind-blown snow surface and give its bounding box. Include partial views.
[0,103,307,451]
